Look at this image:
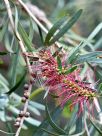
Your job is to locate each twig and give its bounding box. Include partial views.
[3,0,33,136]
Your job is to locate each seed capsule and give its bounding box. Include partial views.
[30,77,35,84]
[24,92,30,99]
[16,117,21,122]
[19,111,25,117]
[21,97,27,103]
[24,84,29,90]
[25,112,30,118]
[14,122,20,127]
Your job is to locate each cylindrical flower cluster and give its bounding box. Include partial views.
[29,49,99,115]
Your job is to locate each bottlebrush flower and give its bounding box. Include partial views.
[29,49,99,115]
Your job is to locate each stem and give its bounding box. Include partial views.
[14,85,32,136]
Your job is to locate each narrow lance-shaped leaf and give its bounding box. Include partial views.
[4,33,15,53]
[10,44,19,87]
[33,106,62,136]
[41,128,59,136]
[29,18,34,42]
[0,19,8,41]
[57,56,62,71]
[90,119,102,135]
[50,9,82,45]
[75,51,102,64]
[45,16,68,45]
[6,71,26,95]
[65,108,77,133]
[37,24,44,44]
[67,41,83,64]
[18,22,34,52]
[64,65,77,75]
[45,102,67,135]
[45,9,82,45]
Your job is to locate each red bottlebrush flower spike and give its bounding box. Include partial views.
[30,49,99,115]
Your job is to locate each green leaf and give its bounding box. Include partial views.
[10,44,19,87]
[41,128,59,136]
[81,22,102,49]
[29,18,34,42]
[67,42,83,64]
[46,102,67,135]
[4,34,15,53]
[45,9,82,45]
[98,83,102,92]
[64,109,77,133]
[57,56,62,71]
[90,119,102,135]
[75,114,83,134]
[76,51,102,64]
[18,22,34,52]
[68,30,93,43]
[64,65,77,75]
[0,19,8,41]
[33,106,62,136]
[0,52,7,55]
[37,24,44,44]
[45,16,68,45]
[6,71,26,95]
